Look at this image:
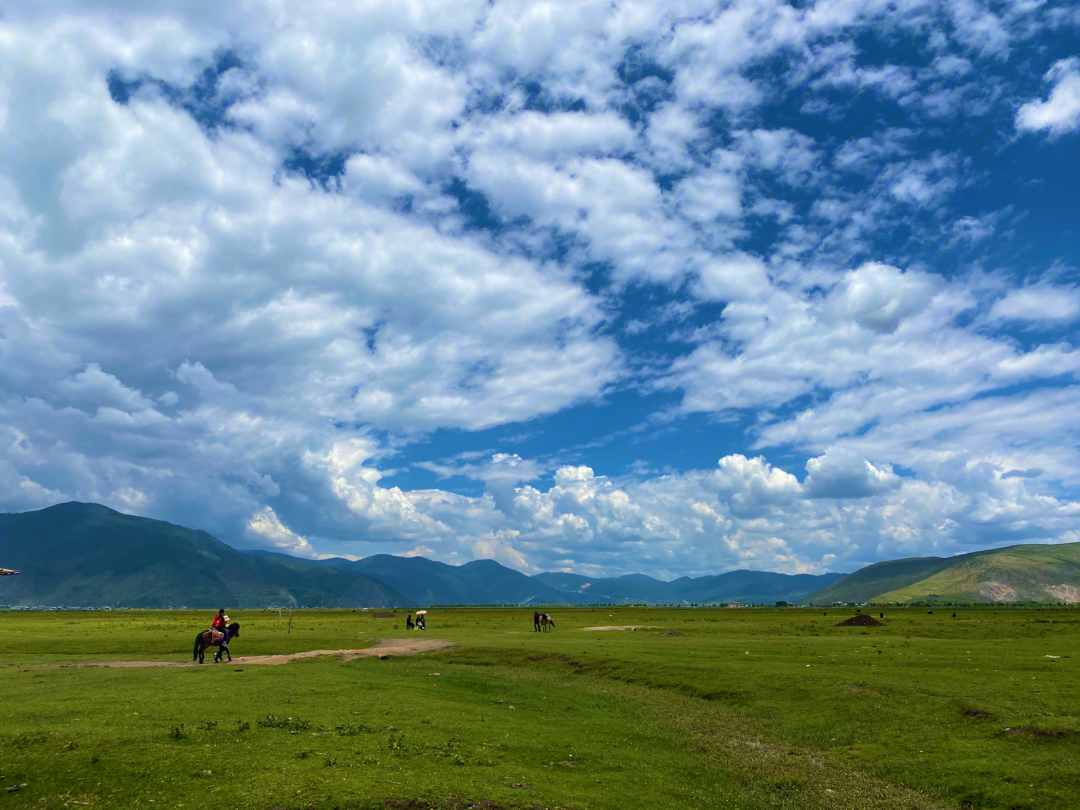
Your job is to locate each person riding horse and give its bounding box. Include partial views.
[193,620,240,663]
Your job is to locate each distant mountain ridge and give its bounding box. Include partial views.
[805,543,1080,604]
[530,569,844,605]
[0,502,410,609]
[9,502,1075,609]
[248,551,846,605]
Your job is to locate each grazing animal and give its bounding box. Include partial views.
[538,613,555,632]
[193,622,240,664]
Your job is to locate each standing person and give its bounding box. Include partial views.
[534,611,541,632]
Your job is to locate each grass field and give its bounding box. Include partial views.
[1,607,1077,809]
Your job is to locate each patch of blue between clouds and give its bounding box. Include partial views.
[282,147,354,191]
[107,50,248,135]
[740,30,1079,281]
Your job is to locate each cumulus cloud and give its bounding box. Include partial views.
[0,0,1077,577]
[1017,58,1080,136]
[803,448,900,499]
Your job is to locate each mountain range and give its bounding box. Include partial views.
[2,502,1078,608]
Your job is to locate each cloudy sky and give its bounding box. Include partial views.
[1,0,1079,577]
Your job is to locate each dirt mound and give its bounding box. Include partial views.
[836,614,884,627]
[372,611,399,618]
[52,638,453,669]
[660,631,682,636]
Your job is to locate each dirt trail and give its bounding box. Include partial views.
[53,638,454,669]
[580,625,660,631]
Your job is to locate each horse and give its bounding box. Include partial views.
[538,613,554,632]
[193,622,240,664]
[534,611,541,632]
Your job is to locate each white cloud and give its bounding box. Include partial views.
[803,447,900,499]
[246,506,318,558]
[0,0,1076,579]
[1017,58,1080,136]
[990,285,1080,323]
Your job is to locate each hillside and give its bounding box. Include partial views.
[807,543,1080,604]
[0,502,411,609]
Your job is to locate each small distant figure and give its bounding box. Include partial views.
[538,613,555,632]
[534,611,541,632]
[880,613,884,619]
[927,610,933,615]
[952,613,957,618]
[406,615,415,630]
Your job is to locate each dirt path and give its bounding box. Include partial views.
[53,638,454,669]
[580,625,660,631]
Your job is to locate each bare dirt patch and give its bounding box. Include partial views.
[836,614,884,627]
[979,581,1018,602]
[52,638,453,669]
[580,625,660,632]
[371,611,399,618]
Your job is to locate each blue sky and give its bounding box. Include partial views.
[1,0,1079,578]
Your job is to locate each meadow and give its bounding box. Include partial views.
[0,606,1076,809]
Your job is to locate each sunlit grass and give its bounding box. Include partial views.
[1,606,1076,808]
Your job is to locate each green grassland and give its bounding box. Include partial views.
[1,607,1078,809]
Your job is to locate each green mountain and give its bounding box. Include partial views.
[0,502,411,609]
[806,543,1080,604]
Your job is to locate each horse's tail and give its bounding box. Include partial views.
[193,632,203,660]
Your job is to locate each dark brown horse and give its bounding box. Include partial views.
[193,622,240,663]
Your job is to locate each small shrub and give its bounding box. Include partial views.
[236,720,251,732]
[257,715,311,731]
[196,720,218,730]
[168,724,187,741]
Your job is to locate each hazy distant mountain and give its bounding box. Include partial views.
[246,551,587,605]
[0,502,410,609]
[534,569,845,604]
[806,543,1080,604]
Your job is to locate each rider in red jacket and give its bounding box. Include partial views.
[211,609,226,638]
